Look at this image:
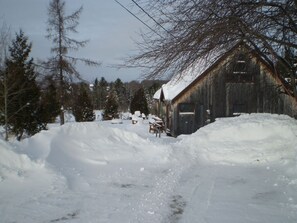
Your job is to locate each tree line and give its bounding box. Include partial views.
[0,29,165,140]
[67,77,165,122]
[0,0,166,141]
[6,0,296,140]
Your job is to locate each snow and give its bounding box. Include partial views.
[181,114,297,166]
[153,58,212,101]
[1,114,297,222]
[156,50,226,101]
[111,119,123,124]
[156,42,250,102]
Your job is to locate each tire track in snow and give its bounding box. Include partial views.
[175,164,219,223]
[129,140,190,223]
[206,176,216,211]
[130,162,185,223]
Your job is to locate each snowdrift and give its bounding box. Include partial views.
[181,113,297,166]
[0,139,41,181]
[15,122,171,190]
[0,114,297,223]
[20,122,171,164]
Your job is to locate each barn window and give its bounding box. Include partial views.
[233,103,247,115]
[179,103,195,114]
[227,54,254,83]
[233,60,247,75]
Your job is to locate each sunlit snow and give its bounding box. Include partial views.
[0,114,297,222]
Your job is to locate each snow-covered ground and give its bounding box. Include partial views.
[0,114,297,223]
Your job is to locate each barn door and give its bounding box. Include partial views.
[197,104,205,127]
[179,114,195,134]
[178,103,195,135]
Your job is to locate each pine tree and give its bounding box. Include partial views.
[39,76,60,123]
[104,87,119,120]
[99,77,108,110]
[92,78,100,109]
[146,82,163,112]
[114,78,128,112]
[130,87,149,116]
[0,30,44,140]
[72,84,95,122]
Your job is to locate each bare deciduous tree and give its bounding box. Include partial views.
[46,0,100,125]
[0,22,10,66]
[130,0,297,95]
[0,22,10,140]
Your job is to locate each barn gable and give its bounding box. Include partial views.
[157,42,297,137]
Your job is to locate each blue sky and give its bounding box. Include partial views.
[0,0,146,82]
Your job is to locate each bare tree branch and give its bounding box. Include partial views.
[46,0,100,125]
[128,0,297,83]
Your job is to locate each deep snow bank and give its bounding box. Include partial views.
[1,114,297,223]
[6,122,172,191]
[0,139,40,181]
[180,114,297,166]
[19,122,171,170]
[12,122,173,191]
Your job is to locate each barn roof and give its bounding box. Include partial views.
[153,87,162,100]
[157,52,222,101]
[156,41,292,103]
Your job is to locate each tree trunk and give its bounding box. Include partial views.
[58,12,64,125]
[4,71,8,141]
[59,67,65,125]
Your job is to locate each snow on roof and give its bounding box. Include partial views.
[161,55,217,101]
[153,87,162,100]
[159,42,245,101]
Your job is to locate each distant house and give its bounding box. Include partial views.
[154,42,297,137]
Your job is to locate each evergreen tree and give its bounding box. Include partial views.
[92,78,100,109]
[130,87,149,116]
[0,30,44,140]
[146,82,162,114]
[104,87,119,120]
[72,84,95,122]
[39,76,60,123]
[98,77,108,109]
[114,78,128,111]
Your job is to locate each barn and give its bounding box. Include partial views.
[154,42,297,137]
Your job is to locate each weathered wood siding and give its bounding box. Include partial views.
[168,48,297,137]
[170,64,226,136]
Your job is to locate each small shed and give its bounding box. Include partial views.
[154,42,297,137]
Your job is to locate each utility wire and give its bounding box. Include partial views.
[113,0,163,38]
[131,0,176,39]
